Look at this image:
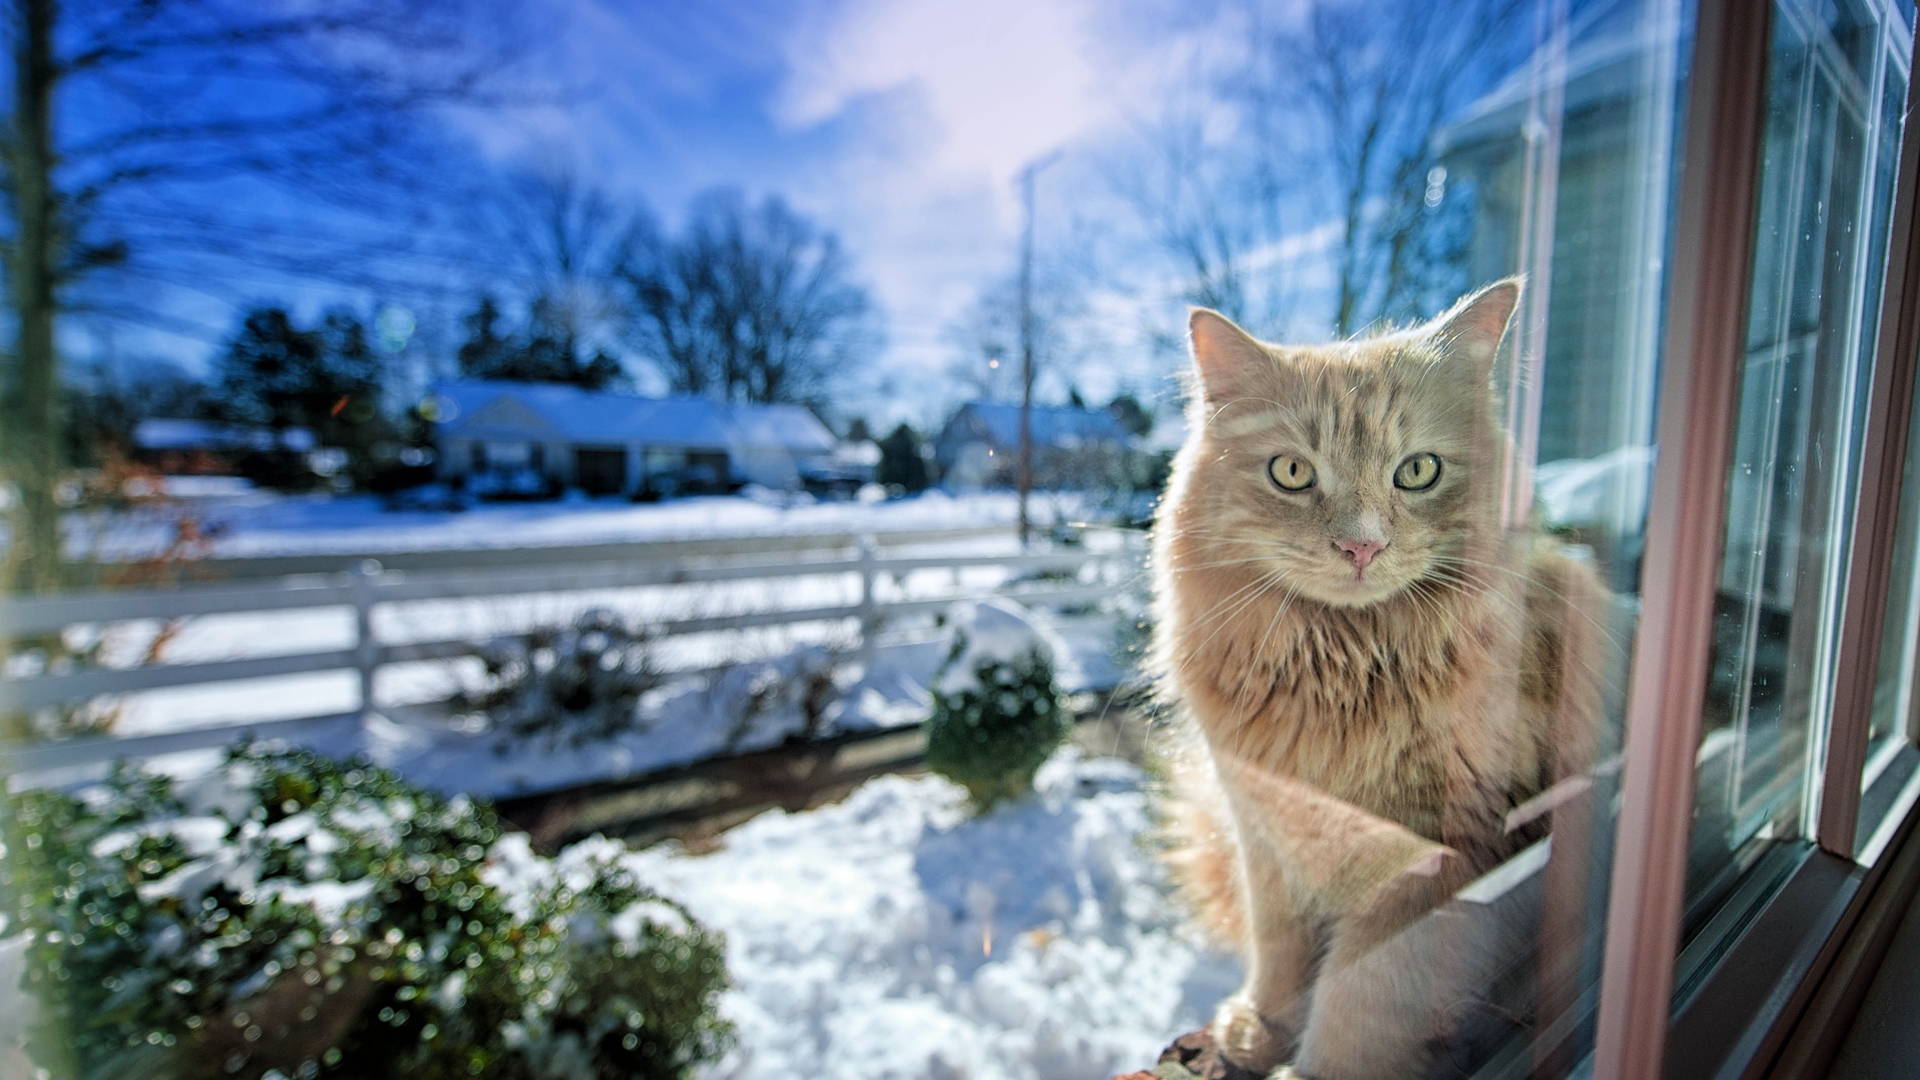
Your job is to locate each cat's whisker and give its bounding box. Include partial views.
[1179,573,1289,675]
[1172,576,1280,654]
[1232,583,1303,729]
[1423,555,1624,643]
[1168,556,1292,573]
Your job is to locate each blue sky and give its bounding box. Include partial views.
[469,0,1235,420]
[74,0,1347,428]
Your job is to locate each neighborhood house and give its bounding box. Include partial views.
[132,419,319,476]
[432,380,842,497]
[932,401,1135,489]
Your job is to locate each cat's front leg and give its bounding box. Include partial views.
[1293,871,1448,1080]
[1210,834,1314,1072]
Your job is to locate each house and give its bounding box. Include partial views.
[430,380,840,497]
[1435,1,1671,474]
[932,401,1134,489]
[132,419,318,476]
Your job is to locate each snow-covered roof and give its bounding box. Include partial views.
[432,381,835,453]
[135,419,316,453]
[722,402,838,456]
[945,402,1131,450]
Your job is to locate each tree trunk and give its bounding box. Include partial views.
[6,0,64,594]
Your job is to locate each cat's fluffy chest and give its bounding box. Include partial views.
[1175,573,1526,838]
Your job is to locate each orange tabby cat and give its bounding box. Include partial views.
[1150,280,1605,1079]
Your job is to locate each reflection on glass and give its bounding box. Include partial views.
[1691,0,1907,945]
[1859,331,1920,861]
[1145,1,1690,1077]
[13,0,1898,1076]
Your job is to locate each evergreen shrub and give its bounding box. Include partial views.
[0,744,731,1080]
[925,638,1070,810]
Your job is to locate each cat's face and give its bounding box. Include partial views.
[1172,282,1518,609]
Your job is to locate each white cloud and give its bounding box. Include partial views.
[778,0,1110,186]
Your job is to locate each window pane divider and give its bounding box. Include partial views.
[1592,0,1774,1075]
[1817,5,1920,857]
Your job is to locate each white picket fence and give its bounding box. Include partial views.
[1,527,1144,773]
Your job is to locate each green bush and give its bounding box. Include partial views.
[925,641,1070,810]
[0,744,731,1080]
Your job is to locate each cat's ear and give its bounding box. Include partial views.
[1189,308,1273,404]
[1427,277,1521,375]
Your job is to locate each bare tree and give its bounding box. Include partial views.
[1109,95,1294,337]
[943,272,1086,405]
[455,170,641,388]
[1,0,519,592]
[1264,0,1520,334]
[621,188,872,406]
[487,169,639,365]
[1115,0,1517,342]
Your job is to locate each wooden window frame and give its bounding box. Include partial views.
[1591,0,1920,1077]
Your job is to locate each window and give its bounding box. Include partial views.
[1689,0,1908,941]
[6,2,1920,1079]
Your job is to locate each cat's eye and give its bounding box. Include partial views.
[1394,453,1441,491]
[1267,455,1315,491]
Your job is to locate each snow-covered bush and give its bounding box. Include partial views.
[707,645,844,748]
[456,609,662,750]
[0,744,731,1080]
[926,601,1072,810]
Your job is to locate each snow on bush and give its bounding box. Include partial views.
[627,749,1240,1080]
[456,608,663,750]
[0,744,731,1080]
[695,645,845,750]
[926,600,1074,809]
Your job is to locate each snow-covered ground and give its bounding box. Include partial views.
[23,590,1135,808]
[71,488,1093,561]
[0,745,1236,1080]
[32,487,1139,746]
[628,749,1239,1080]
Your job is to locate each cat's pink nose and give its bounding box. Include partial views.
[1336,539,1387,569]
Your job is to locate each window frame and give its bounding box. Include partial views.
[1590,1,1920,1077]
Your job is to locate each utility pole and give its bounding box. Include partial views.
[1016,151,1060,548]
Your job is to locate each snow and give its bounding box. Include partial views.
[71,488,1078,562]
[0,934,33,1048]
[30,574,1125,805]
[8,655,1216,1080]
[88,815,230,860]
[242,601,1108,802]
[934,597,1080,695]
[625,749,1240,1080]
[1534,445,1654,530]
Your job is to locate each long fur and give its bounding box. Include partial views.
[1149,281,1606,1079]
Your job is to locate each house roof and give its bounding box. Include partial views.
[721,402,839,455]
[134,419,316,453]
[431,380,836,453]
[946,401,1131,450]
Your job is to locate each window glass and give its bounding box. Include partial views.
[1859,37,1920,864]
[1689,0,1908,955]
[1859,340,1920,866]
[14,0,1891,1078]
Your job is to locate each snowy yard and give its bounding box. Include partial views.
[8,489,1203,1079]
[71,488,1084,562]
[30,487,1135,744]
[622,749,1236,1080]
[0,744,1232,1080]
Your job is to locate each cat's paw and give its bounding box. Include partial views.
[1210,993,1293,1074]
